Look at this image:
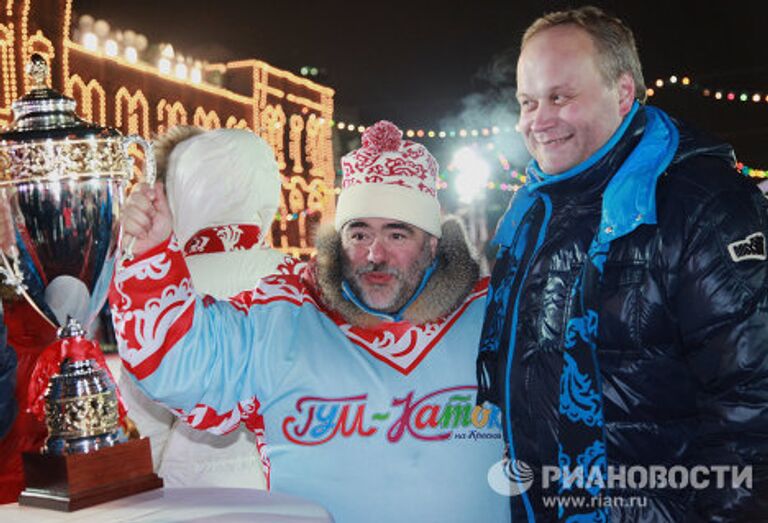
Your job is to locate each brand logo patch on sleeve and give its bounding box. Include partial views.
[727,232,767,262]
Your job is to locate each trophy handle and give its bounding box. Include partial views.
[120,135,156,262]
[0,247,58,329]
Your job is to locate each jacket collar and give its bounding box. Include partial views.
[503,103,681,247]
[595,104,679,244]
[312,217,480,328]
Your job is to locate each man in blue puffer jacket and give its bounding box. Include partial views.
[477,6,768,521]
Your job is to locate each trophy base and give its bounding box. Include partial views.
[19,437,163,511]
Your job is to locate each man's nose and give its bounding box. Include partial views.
[366,238,387,264]
[531,103,556,131]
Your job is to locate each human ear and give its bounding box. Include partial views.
[617,73,635,117]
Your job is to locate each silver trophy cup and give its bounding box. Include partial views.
[0,54,155,455]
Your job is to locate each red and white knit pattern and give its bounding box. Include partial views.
[340,121,438,196]
[183,224,263,256]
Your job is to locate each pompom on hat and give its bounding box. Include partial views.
[335,120,441,237]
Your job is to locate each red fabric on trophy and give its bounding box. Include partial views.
[0,300,55,504]
[26,333,127,422]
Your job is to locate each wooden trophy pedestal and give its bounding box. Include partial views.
[19,437,163,511]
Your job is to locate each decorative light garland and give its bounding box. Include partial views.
[645,74,768,105]
[737,162,767,179]
[301,161,765,210]
[330,119,516,140]
[329,74,766,141]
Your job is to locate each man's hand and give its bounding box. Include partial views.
[122,182,172,257]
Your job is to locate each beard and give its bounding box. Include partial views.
[342,240,435,313]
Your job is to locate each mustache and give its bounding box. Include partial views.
[355,263,400,278]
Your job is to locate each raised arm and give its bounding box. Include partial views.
[110,184,271,435]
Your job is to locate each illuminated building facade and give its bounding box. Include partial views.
[0,0,335,256]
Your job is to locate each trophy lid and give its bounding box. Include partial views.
[0,53,120,142]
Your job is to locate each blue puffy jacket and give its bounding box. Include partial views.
[478,105,768,521]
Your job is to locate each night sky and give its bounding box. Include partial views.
[72,0,768,168]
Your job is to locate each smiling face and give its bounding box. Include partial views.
[340,218,438,313]
[516,24,635,175]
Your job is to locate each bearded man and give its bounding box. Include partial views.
[110,121,510,522]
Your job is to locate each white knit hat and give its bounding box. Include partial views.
[335,121,441,237]
[164,128,281,246]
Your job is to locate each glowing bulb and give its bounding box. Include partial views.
[82,32,98,51]
[438,131,446,138]
[104,39,118,57]
[753,93,761,103]
[347,124,355,131]
[669,75,678,84]
[646,88,655,97]
[135,34,148,52]
[124,46,138,63]
[682,77,691,85]
[174,62,188,79]
[715,91,723,100]
[406,130,415,137]
[427,130,435,138]
[655,79,664,88]
[190,67,202,84]
[337,122,345,129]
[158,57,171,75]
[93,19,110,38]
[79,14,94,30]
[357,125,365,133]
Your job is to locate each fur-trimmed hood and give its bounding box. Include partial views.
[312,217,480,328]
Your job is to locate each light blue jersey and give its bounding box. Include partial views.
[111,236,510,522]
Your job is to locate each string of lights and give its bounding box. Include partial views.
[737,162,767,179]
[270,160,766,222]
[330,74,766,141]
[645,74,768,104]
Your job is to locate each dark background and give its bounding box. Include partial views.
[72,0,768,167]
